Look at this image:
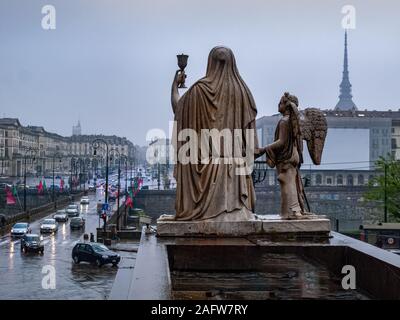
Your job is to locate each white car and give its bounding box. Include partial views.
[40,218,59,234]
[66,204,80,217]
[80,196,89,205]
[53,211,69,222]
[11,222,31,238]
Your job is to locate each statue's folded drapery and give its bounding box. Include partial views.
[172,46,258,221]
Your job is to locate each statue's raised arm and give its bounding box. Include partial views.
[171,70,185,114]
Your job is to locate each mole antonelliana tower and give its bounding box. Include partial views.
[335,30,357,111]
[72,120,81,136]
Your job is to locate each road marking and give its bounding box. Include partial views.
[0,240,9,246]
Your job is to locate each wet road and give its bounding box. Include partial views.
[0,194,137,300]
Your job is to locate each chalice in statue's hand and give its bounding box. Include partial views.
[176,53,188,88]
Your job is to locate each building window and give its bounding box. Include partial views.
[337,175,343,185]
[347,175,354,186]
[316,174,322,185]
[326,177,332,185]
[358,174,365,185]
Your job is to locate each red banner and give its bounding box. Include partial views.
[5,186,16,205]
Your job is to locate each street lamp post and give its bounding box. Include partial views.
[124,157,128,226]
[384,161,388,223]
[0,146,4,176]
[92,139,109,205]
[110,149,127,231]
[84,158,90,193]
[74,159,79,191]
[92,139,110,233]
[74,158,85,192]
[70,157,75,193]
[23,148,37,212]
[52,152,63,209]
[76,158,82,191]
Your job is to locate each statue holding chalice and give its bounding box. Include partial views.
[176,53,188,88]
[169,46,263,222]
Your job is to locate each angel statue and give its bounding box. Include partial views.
[265,92,327,220]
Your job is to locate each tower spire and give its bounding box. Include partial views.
[335,30,357,111]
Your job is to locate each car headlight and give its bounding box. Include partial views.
[26,243,30,246]
[102,255,108,259]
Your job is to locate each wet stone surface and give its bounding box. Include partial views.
[171,253,369,300]
[0,194,138,300]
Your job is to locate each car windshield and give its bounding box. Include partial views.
[43,219,55,224]
[71,217,82,222]
[26,235,40,241]
[56,211,65,214]
[68,205,77,209]
[14,223,28,228]
[91,244,109,253]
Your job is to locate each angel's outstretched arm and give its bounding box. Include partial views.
[266,119,289,152]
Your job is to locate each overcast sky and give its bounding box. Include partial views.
[0,0,399,145]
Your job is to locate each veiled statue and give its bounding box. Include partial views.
[170,46,263,221]
[265,92,327,219]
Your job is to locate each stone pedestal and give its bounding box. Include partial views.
[156,214,331,237]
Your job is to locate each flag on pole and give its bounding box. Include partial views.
[5,186,16,205]
[133,178,143,196]
[43,180,47,191]
[37,180,43,194]
[60,179,64,192]
[12,185,18,197]
[125,194,133,208]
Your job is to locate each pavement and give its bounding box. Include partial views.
[0,193,139,300]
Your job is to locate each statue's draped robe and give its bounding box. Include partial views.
[173,47,258,221]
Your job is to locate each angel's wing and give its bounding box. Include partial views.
[300,108,327,165]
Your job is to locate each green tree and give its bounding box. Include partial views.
[365,157,400,221]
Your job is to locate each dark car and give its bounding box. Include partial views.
[21,234,44,254]
[72,243,120,267]
[70,217,85,230]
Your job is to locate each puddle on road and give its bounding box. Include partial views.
[0,251,137,300]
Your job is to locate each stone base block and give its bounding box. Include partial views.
[156,214,331,237]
